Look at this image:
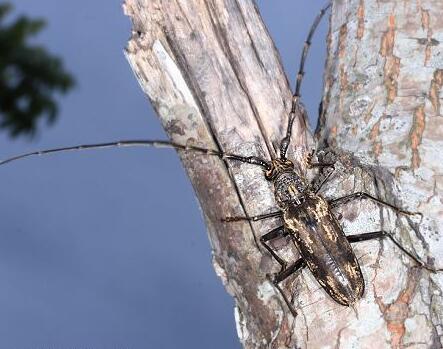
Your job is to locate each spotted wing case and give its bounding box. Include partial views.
[284,193,365,306]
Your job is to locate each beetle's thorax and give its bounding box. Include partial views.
[265,159,306,208]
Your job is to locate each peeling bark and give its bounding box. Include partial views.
[124,0,442,348]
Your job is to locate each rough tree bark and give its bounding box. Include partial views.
[123,1,443,348]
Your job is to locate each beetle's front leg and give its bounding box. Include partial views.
[306,148,335,169]
[307,155,336,194]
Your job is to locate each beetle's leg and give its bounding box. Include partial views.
[347,231,442,273]
[309,162,335,168]
[312,165,335,194]
[305,149,337,194]
[329,192,421,217]
[273,258,307,283]
[222,210,282,222]
[260,225,290,270]
[306,150,335,169]
[260,227,307,316]
[269,258,306,317]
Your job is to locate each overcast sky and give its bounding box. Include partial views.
[0,1,328,348]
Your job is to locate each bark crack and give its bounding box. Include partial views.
[380,14,400,105]
[357,0,365,40]
[205,0,276,159]
[408,104,426,170]
[162,27,263,250]
[429,69,443,116]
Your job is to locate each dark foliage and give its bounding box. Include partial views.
[0,3,74,137]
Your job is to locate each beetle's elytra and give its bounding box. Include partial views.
[284,192,365,307]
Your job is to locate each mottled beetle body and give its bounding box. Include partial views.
[284,193,364,306]
[268,159,365,307]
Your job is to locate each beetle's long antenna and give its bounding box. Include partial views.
[294,2,332,98]
[279,2,332,160]
[0,140,271,169]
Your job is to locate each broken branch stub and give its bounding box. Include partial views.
[124,0,309,348]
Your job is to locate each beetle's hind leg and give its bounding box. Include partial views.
[260,226,307,316]
[269,258,306,317]
[347,231,442,273]
[260,226,306,278]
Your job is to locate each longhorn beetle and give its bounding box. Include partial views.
[1,2,441,318]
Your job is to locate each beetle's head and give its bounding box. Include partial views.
[264,158,295,181]
[265,159,306,208]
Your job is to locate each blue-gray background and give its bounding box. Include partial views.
[0,1,328,348]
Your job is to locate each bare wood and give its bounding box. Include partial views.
[123,1,310,348]
[123,0,443,348]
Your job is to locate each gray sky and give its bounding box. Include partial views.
[0,1,328,348]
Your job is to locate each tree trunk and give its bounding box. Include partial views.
[123,1,443,348]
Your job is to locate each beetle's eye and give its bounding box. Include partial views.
[264,167,274,180]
